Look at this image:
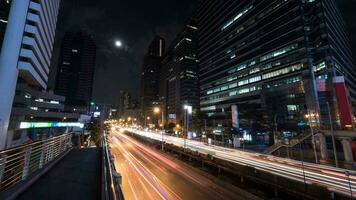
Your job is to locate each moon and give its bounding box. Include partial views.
[115,40,122,47]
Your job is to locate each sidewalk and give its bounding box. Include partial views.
[16,148,101,200]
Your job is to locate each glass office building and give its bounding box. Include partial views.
[160,20,199,125]
[198,0,355,134]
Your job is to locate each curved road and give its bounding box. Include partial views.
[110,130,260,200]
[121,127,356,197]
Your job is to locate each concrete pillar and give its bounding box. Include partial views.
[0,0,30,150]
[5,130,14,149]
[22,146,32,180]
[317,133,328,160]
[341,138,353,163]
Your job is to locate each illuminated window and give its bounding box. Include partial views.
[260,44,298,62]
[314,61,326,72]
[237,64,247,71]
[238,79,248,86]
[221,4,254,31]
[221,86,228,91]
[249,67,260,74]
[249,76,261,83]
[262,63,303,79]
[238,88,250,94]
[229,83,237,88]
[287,105,298,112]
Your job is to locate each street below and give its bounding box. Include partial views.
[120,127,356,197]
[110,130,259,200]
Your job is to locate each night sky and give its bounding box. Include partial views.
[50,0,356,106]
[49,0,198,105]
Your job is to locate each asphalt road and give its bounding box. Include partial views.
[121,127,356,197]
[110,130,260,200]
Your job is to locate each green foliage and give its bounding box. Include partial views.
[166,123,176,131]
[191,109,208,134]
[87,119,101,145]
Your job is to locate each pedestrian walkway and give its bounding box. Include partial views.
[16,148,101,200]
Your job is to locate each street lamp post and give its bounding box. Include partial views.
[305,112,318,164]
[154,107,164,151]
[183,105,192,150]
[145,116,150,129]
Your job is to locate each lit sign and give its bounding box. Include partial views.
[94,112,101,117]
[20,122,84,129]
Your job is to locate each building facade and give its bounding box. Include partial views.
[198,0,355,135]
[0,0,61,149]
[0,0,11,52]
[119,90,131,117]
[55,31,96,114]
[160,20,200,125]
[141,36,165,121]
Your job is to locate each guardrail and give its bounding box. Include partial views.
[102,131,124,200]
[0,134,72,192]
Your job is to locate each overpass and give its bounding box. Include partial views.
[0,133,123,200]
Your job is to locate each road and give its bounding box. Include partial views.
[121,127,356,197]
[109,130,260,200]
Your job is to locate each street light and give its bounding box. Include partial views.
[154,106,164,151]
[305,112,318,164]
[145,116,150,129]
[183,105,192,150]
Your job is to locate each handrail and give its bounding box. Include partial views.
[264,133,312,154]
[0,134,72,191]
[102,132,124,200]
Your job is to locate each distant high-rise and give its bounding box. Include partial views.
[0,0,61,149]
[198,0,356,132]
[160,20,199,125]
[119,90,131,117]
[141,36,165,120]
[55,31,96,114]
[148,36,165,57]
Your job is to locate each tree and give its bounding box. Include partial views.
[191,109,208,135]
[87,119,101,146]
[166,123,176,132]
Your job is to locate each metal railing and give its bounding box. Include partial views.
[102,132,124,200]
[0,134,72,191]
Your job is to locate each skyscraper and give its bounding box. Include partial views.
[55,31,96,114]
[0,0,61,149]
[160,20,199,125]
[198,0,355,134]
[0,0,11,51]
[119,90,132,117]
[141,36,165,121]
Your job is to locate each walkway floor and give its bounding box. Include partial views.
[16,147,101,200]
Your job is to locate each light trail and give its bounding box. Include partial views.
[122,127,356,197]
[110,129,258,200]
